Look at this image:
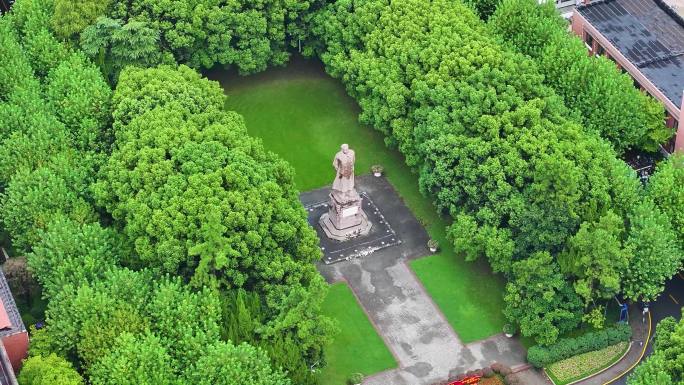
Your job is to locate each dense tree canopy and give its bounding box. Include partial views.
[63,0,326,77]
[94,65,333,374]
[0,0,316,385]
[311,0,678,343]
[27,217,125,299]
[488,0,670,152]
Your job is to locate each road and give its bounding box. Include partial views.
[612,273,684,385]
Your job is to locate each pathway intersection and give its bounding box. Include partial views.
[302,175,530,385]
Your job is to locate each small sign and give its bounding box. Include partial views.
[342,206,359,217]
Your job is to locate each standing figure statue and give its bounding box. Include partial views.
[319,143,371,241]
[332,144,355,195]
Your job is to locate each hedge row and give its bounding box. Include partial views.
[527,323,632,368]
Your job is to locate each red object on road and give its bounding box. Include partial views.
[449,375,481,385]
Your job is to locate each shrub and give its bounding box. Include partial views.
[347,373,364,385]
[18,354,84,385]
[527,323,632,368]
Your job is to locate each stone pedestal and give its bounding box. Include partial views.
[319,190,371,241]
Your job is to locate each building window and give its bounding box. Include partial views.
[596,44,605,56]
[584,32,594,50]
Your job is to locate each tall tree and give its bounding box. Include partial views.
[623,199,682,301]
[504,252,583,345]
[45,52,112,151]
[648,155,684,247]
[18,354,85,385]
[51,0,112,39]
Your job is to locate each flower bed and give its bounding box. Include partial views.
[478,375,505,385]
[546,342,630,385]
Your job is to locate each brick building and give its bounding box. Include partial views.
[572,0,684,153]
[0,268,26,385]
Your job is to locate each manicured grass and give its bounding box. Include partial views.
[317,283,396,385]
[546,342,629,385]
[410,253,507,343]
[206,55,507,342]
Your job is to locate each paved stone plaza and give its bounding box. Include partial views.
[301,175,531,385]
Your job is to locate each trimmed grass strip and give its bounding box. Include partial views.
[317,283,396,385]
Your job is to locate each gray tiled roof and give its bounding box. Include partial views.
[578,0,684,107]
[0,269,25,338]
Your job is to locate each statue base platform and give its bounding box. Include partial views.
[319,190,372,241]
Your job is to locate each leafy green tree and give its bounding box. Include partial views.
[45,52,112,151]
[6,0,69,78]
[623,199,683,301]
[52,0,112,39]
[559,211,631,306]
[0,117,71,184]
[0,18,37,100]
[504,252,582,345]
[185,341,291,385]
[464,0,502,20]
[27,217,124,299]
[628,354,674,385]
[80,17,165,81]
[0,158,96,252]
[648,155,684,247]
[88,333,178,385]
[146,280,222,364]
[18,354,85,385]
[104,0,320,73]
[42,268,152,364]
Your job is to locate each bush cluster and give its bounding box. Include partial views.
[527,323,632,368]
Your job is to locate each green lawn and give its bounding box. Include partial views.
[317,283,396,385]
[206,54,506,342]
[410,253,507,342]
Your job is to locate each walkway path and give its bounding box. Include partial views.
[306,176,528,385]
[318,253,529,385]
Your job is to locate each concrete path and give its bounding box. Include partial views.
[306,176,528,385]
[319,253,528,385]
